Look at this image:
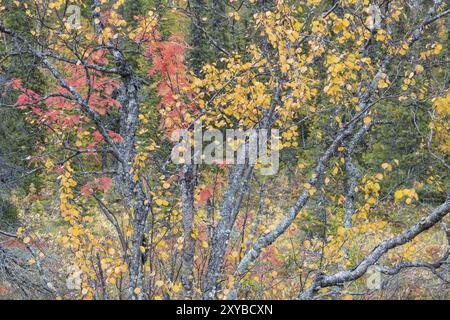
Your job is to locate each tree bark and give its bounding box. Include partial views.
[180,164,197,298]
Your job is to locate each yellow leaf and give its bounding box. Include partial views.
[377,79,388,89]
[394,190,403,200]
[44,159,54,170]
[415,65,424,73]
[332,167,339,176]
[172,284,181,293]
[433,43,443,55]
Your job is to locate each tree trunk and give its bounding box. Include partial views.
[180,164,197,298]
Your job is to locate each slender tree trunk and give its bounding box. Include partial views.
[180,164,197,298]
[343,125,370,228]
[116,75,150,300]
[189,0,208,75]
[203,165,252,299]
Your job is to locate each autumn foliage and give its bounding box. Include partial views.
[0,0,449,301]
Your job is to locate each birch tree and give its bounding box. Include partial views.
[0,0,448,300]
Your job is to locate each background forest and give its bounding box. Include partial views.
[0,0,449,300]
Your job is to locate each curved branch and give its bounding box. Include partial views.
[299,197,450,299]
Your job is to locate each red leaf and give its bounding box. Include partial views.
[198,187,213,206]
[92,130,104,143]
[108,130,124,143]
[96,177,112,191]
[81,184,94,197]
